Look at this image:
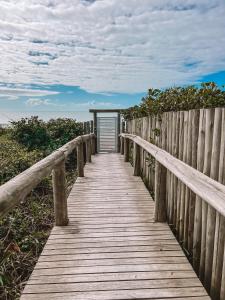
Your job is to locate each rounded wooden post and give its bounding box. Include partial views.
[83,141,87,164]
[120,136,124,155]
[154,161,167,222]
[76,141,84,177]
[91,136,96,155]
[90,120,94,133]
[93,112,98,153]
[117,113,121,153]
[124,137,129,162]
[52,159,68,226]
[133,142,141,176]
[86,139,92,163]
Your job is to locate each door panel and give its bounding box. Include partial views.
[97,117,117,152]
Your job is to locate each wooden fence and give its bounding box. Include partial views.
[82,120,93,134]
[0,134,96,225]
[124,107,225,300]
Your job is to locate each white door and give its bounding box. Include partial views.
[97,117,117,153]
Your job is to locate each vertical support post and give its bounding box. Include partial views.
[133,142,141,176]
[91,135,96,155]
[86,138,92,163]
[52,159,68,226]
[90,120,94,133]
[124,137,129,162]
[93,112,97,153]
[117,112,121,152]
[154,161,167,222]
[83,141,87,164]
[76,140,84,177]
[83,122,87,134]
[120,136,124,155]
[122,121,125,133]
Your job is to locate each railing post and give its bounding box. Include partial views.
[117,112,121,153]
[93,112,98,153]
[52,158,68,226]
[91,135,96,155]
[76,140,84,177]
[133,142,141,176]
[154,160,167,222]
[83,141,87,164]
[86,138,92,162]
[124,137,129,162]
[120,136,124,155]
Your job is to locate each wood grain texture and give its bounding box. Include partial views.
[21,153,209,300]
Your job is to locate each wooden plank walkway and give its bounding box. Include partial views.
[21,153,209,300]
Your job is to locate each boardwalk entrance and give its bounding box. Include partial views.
[21,153,209,300]
[97,117,117,152]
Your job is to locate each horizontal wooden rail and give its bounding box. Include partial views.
[0,133,96,224]
[120,133,225,219]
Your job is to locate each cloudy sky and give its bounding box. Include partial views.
[0,0,225,123]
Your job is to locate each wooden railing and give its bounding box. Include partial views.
[0,134,96,225]
[120,132,225,300]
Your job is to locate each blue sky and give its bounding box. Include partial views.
[0,0,225,123]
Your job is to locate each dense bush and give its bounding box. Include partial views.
[123,82,225,120]
[0,117,84,299]
[47,118,83,150]
[10,117,50,151]
[10,117,84,153]
[0,136,43,184]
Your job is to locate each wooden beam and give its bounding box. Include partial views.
[121,133,225,219]
[76,142,84,177]
[133,142,141,176]
[93,112,97,153]
[52,160,68,226]
[154,161,167,222]
[124,138,129,162]
[89,109,125,113]
[117,113,121,153]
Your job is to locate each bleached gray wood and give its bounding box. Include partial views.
[124,137,129,162]
[133,142,141,176]
[199,109,214,281]
[211,108,225,299]
[76,141,84,177]
[21,153,209,300]
[204,107,221,292]
[193,109,206,272]
[154,161,167,222]
[120,133,225,219]
[0,133,95,218]
[52,159,68,226]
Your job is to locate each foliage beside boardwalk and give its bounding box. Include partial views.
[123,82,225,120]
[0,117,83,299]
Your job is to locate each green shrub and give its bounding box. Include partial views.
[123,82,225,120]
[46,118,84,150]
[10,117,50,151]
[0,136,43,184]
[10,117,84,153]
[0,117,83,299]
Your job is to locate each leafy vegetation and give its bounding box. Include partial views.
[11,117,84,153]
[0,117,84,299]
[123,82,225,120]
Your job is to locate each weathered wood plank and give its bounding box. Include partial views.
[21,153,209,300]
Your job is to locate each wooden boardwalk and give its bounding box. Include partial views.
[21,153,209,300]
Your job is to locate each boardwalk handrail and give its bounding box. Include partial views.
[0,133,96,224]
[120,133,225,219]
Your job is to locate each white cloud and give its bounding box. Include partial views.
[26,98,63,106]
[72,100,121,107]
[0,0,224,93]
[0,87,59,98]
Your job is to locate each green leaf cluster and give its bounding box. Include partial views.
[123,82,225,120]
[10,116,84,152]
